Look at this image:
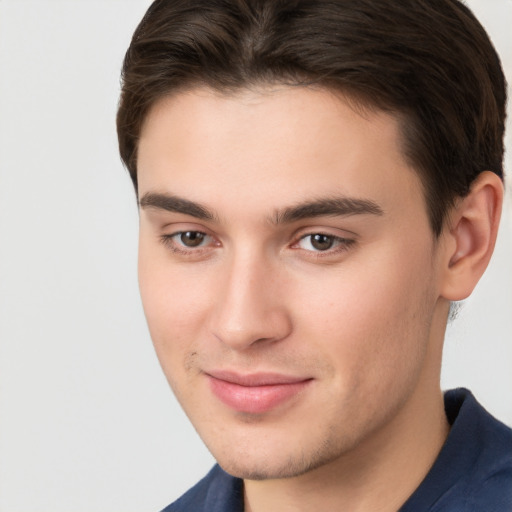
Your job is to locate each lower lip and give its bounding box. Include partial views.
[208,376,311,414]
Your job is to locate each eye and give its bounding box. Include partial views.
[160,230,215,254]
[174,231,208,248]
[295,233,353,252]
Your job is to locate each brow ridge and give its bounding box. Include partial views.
[139,192,383,224]
[272,197,384,224]
[139,192,216,221]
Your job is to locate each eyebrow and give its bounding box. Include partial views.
[271,197,384,224]
[139,192,384,224]
[139,192,216,221]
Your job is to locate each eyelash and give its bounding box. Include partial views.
[293,233,355,257]
[160,231,215,256]
[159,231,355,258]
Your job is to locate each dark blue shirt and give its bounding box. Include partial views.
[163,389,512,511]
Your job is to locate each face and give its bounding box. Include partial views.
[137,86,448,480]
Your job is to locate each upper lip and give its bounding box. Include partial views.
[205,370,311,387]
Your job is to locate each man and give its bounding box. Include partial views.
[116,0,512,510]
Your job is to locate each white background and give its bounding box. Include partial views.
[0,1,510,511]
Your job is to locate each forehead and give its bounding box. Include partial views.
[137,86,426,223]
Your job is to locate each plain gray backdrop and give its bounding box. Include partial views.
[0,1,510,511]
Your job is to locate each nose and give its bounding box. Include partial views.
[209,251,292,351]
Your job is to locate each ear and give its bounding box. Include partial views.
[440,171,503,301]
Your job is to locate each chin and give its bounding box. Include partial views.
[218,459,309,481]
[213,438,342,481]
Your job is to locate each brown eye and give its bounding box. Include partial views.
[295,233,353,254]
[310,234,334,251]
[179,231,206,247]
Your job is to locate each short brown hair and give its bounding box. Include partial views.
[117,0,506,235]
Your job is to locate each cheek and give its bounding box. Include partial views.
[139,272,212,413]
[290,246,436,386]
[138,246,212,374]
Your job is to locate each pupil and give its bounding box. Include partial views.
[311,234,333,251]
[181,231,204,247]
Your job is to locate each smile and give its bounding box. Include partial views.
[206,371,313,414]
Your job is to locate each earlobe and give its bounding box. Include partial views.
[440,171,503,301]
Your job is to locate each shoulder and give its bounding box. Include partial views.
[160,464,243,512]
[464,465,512,511]
[445,388,512,477]
[401,388,512,511]
[455,389,512,510]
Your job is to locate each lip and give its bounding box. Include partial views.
[206,371,312,414]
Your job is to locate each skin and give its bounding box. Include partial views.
[136,86,502,511]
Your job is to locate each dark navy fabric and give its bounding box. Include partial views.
[162,465,243,512]
[399,389,512,511]
[162,389,512,511]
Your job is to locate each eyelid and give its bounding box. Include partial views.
[290,229,357,257]
[291,224,357,241]
[297,234,353,247]
[157,224,357,259]
[171,230,211,246]
[159,226,220,256]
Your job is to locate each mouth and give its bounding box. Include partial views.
[205,370,313,414]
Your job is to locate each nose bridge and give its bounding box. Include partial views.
[211,245,290,350]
